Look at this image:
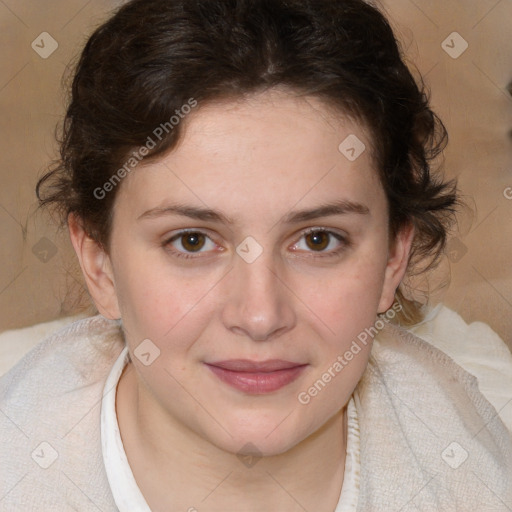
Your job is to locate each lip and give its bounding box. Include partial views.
[205,359,308,394]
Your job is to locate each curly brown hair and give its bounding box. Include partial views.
[36,0,458,325]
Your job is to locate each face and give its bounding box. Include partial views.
[85,89,411,456]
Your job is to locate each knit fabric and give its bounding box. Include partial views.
[1,315,511,510]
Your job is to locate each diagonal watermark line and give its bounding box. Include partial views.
[62,268,90,303]
[266,164,338,234]
[424,61,439,78]
[0,203,25,233]
[0,0,29,28]
[161,162,208,206]
[60,391,104,439]
[469,395,512,442]
[398,474,438,511]
[62,364,136,439]
[64,268,130,344]
[303,97,338,133]
[405,0,439,28]
[0,266,28,297]
[471,265,512,310]
[61,0,93,30]
[472,0,503,29]
[160,267,234,340]
[264,409,295,439]
[468,205,499,235]
[0,62,29,94]
[0,473,28,503]
[62,266,136,342]
[61,471,105,512]
[161,161,236,238]
[61,267,121,333]
[266,267,336,335]
[371,357,440,439]
[0,407,30,439]
[471,470,512,511]
[162,366,234,438]
[200,471,233,503]
[264,471,310,512]
[472,61,512,104]
[386,385,440,438]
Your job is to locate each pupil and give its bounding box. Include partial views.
[183,233,204,251]
[307,231,328,251]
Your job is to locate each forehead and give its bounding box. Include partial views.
[178,89,374,163]
[115,89,384,223]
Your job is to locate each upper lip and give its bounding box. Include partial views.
[206,359,307,372]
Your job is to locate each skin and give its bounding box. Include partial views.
[69,89,413,512]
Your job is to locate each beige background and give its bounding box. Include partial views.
[0,0,511,349]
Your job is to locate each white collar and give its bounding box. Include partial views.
[101,346,151,511]
[101,347,360,511]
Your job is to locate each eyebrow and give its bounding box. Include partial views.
[137,199,370,224]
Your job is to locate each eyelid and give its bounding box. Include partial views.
[163,229,221,259]
[165,227,218,242]
[289,227,349,255]
[163,227,350,260]
[299,226,347,238]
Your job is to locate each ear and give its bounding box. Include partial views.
[377,223,414,313]
[68,213,121,320]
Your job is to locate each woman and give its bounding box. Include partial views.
[1,0,511,510]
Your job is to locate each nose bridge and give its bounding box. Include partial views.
[221,247,295,341]
[240,255,279,305]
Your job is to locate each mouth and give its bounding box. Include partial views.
[205,359,308,394]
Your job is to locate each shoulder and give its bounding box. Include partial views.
[0,315,123,510]
[363,307,511,429]
[408,304,512,433]
[0,314,124,403]
[355,308,512,508]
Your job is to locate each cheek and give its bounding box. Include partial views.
[301,255,388,342]
[292,266,382,418]
[112,251,221,345]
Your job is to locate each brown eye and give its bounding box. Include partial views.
[180,232,206,252]
[291,229,348,258]
[304,231,330,251]
[164,230,218,259]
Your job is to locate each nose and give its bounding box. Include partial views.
[221,252,296,342]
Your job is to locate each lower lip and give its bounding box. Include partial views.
[205,364,308,394]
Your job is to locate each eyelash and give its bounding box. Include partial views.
[162,228,350,260]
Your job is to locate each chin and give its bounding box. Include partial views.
[220,435,301,459]
[204,413,310,458]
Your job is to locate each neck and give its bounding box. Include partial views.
[116,361,348,512]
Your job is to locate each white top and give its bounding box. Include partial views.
[101,346,361,511]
